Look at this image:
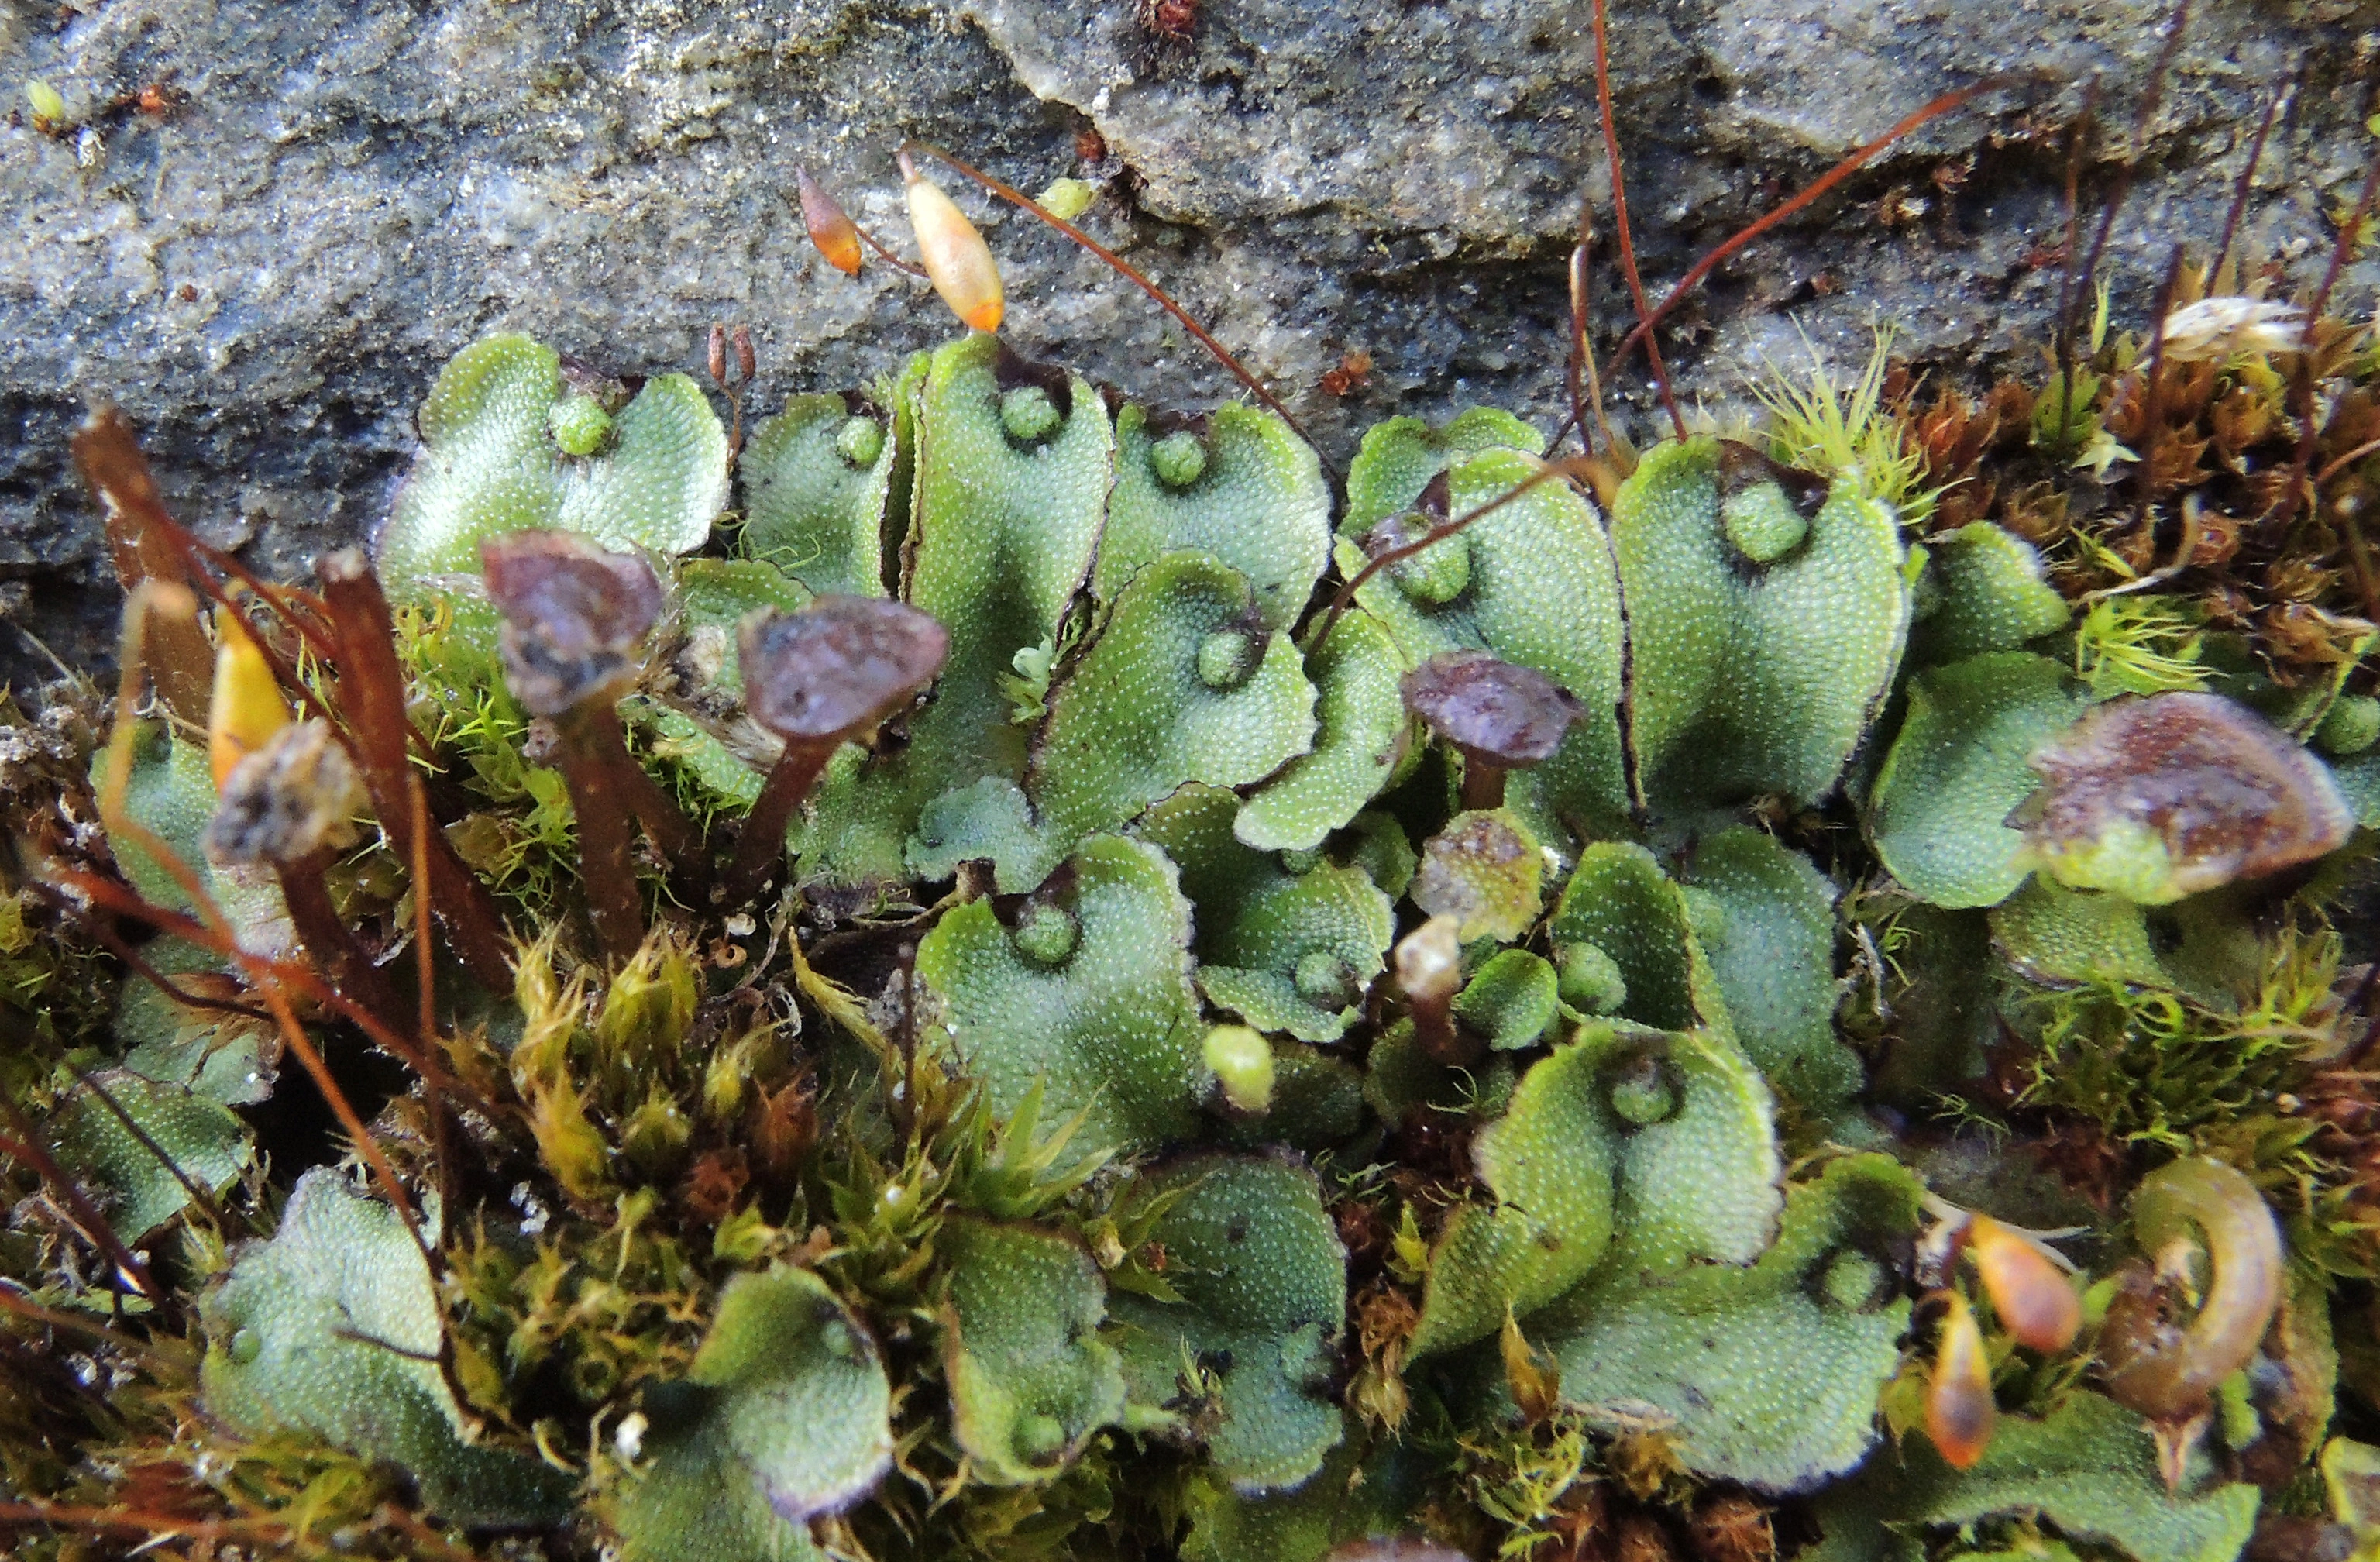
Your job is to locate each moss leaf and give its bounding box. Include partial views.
[1343,409,1546,532]
[1677,827,1864,1110]
[800,335,1113,885]
[1234,607,1411,853]
[1141,786,1393,1044]
[1028,552,1316,859]
[648,557,814,809]
[1453,949,1562,1052]
[739,394,899,599]
[1908,522,2070,666]
[1101,404,1332,631]
[614,1265,892,1560]
[375,334,727,592]
[1539,1154,1921,1494]
[1545,841,1701,1034]
[1615,439,1908,812]
[1411,808,1544,944]
[49,1068,250,1240]
[1408,1039,1618,1361]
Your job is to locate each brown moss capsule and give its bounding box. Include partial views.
[796,165,865,277]
[2016,691,2352,904]
[1924,1290,1997,1471]
[481,531,666,719]
[900,149,1004,333]
[1966,1214,2081,1354]
[1401,649,1584,810]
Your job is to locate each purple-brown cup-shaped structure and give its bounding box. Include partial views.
[482,531,703,963]
[1400,649,1584,810]
[717,596,951,909]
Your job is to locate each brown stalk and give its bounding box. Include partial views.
[2127,243,2191,532]
[2068,0,2193,363]
[1592,0,1684,441]
[255,971,432,1263]
[274,848,411,1030]
[315,549,516,991]
[1611,78,2000,379]
[2052,81,2101,452]
[72,408,344,734]
[720,741,835,909]
[481,532,704,963]
[0,1502,293,1544]
[2209,75,2289,283]
[69,408,214,724]
[552,708,655,964]
[2274,148,2380,534]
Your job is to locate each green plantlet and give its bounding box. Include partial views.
[1205,1024,1277,1115]
[1754,325,1938,523]
[2073,593,2213,699]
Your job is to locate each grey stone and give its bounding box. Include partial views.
[0,0,2367,683]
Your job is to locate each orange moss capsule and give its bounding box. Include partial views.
[1967,1214,2081,1354]
[900,150,1004,333]
[1924,1292,1996,1471]
[208,606,290,790]
[795,165,864,278]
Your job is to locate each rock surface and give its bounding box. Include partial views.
[0,0,2370,680]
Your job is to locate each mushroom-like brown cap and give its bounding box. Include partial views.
[1399,649,1584,769]
[739,596,951,748]
[481,531,666,718]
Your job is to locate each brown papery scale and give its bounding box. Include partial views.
[717,596,951,908]
[1401,649,1584,810]
[482,531,703,962]
[206,719,407,1030]
[2016,690,2353,903]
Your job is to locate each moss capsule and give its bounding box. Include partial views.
[795,165,865,277]
[1924,1292,1996,1471]
[901,150,1004,333]
[1966,1215,2079,1354]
